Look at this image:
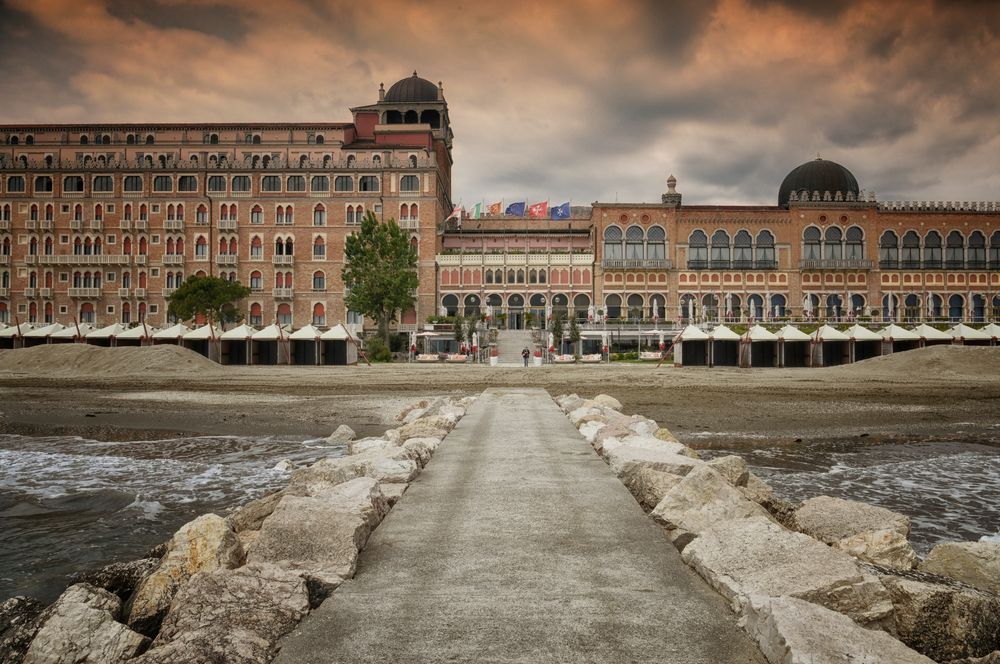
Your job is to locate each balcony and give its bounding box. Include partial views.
[120,220,132,230]
[118,288,130,298]
[68,288,101,298]
[24,255,36,265]
[945,260,965,270]
[218,219,238,231]
[272,287,294,298]
[39,288,52,298]
[134,255,148,266]
[0,287,7,297]
[686,260,708,270]
[0,220,9,231]
[25,220,37,230]
[601,258,672,270]
[216,254,238,266]
[23,288,36,298]
[162,255,185,266]
[163,288,177,298]
[967,260,987,270]
[164,219,184,231]
[272,255,294,266]
[123,191,145,198]
[194,254,209,262]
[38,255,131,266]
[799,259,874,270]
[0,256,9,265]
[435,253,594,267]
[90,220,103,231]
[40,220,54,231]
[231,191,252,198]
[397,218,419,230]
[134,220,148,231]
[70,220,83,231]
[134,288,147,298]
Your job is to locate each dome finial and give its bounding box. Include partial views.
[816,152,822,160]
[413,70,418,77]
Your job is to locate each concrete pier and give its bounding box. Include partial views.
[274,388,764,663]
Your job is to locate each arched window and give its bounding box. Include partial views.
[195,236,207,257]
[312,303,326,326]
[251,205,263,224]
[35,176,53,192]
[138,237,148,255]
[262,175,281,192]
[733,230,752,268]
[803,226,821,261]
[603,226,623,260]
[989,231,1000,269]
[409,155,418,168]
[313,236,325,258]
[845,226,864,260]
[948,294,964,322]
[687,230,707,268]
[250,236,262,258]
[80,135,89,145]
[312,271,325,290]
[605,294,622,319]
[901,231,921,268]
[126,134,135,145]
[334,176,352,192]
[400,175,419,192]
[359,176,379,192]
[145,134,154,144]
[122,237,132,255]
[946,231,965,268]
[823,226,843,260]
[409,203,418,220]
[645,226,665,261]
[710,230,730,268]
[139,204,148,221]
[43,236,53,255]
[879,230,898,268]
[310,175,329,192]
[29,204,38,221]
[315,135,325,145]
[196,204,207,225]
[625,225,644,260]
[232,176,251,192]
[313,205,326,226]
[968,231,986,268]
[252,134,261,144]
[755,230,775,267]
[250,271,262,290]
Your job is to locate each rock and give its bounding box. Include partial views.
[567,406,602,426]
[397,417,450,442]
[882,574,1000,661]
[137,563,310,663]
[604,443,703,479]
[575,413,609,429]
[650,465,774,549]
[239,530,260,552]
[381,482,408,506]
[347,436,397,456]
[71,558,160,601]
[555,394,583,413]
[126,513,243,636]
[621,467,682,510]
[402,436,441,468]
[591,423,633,455]
[397,400,428,423]
[227,491,286,533]
[745,595,935,664]
[272,459,294,472]
[592,394,622,410]
[383,427,402,444]
[433,403,466,425]
[681,517,894,625]
[739,472,774,504]
[835,529,918,571]
[921,542,1000,594]
[948,653,1000,664]
[25,584,149,664]
[371,457,419,483]
[288,448,412,494]
[306,476,389,530]
[794,495,911,543]
[654,427,679,443]
[578,420,607,443]
[325,424,356,445]
[706,455,749,487]
[627,416,659,438]
[0,596,46,664]
[247,495,372,593]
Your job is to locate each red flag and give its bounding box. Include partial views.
[528,201,548,219]
[487,201,502,215]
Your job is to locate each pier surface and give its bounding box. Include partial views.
[274,388,764,663]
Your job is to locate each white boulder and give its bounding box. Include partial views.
[920,541,1000,594]
[592,394,622,410]
[834,529,918,571]
[325,424,356,445]
[706,455,749,487]
[605,444,703,479]
[794,495,911,542]
[402,437,441,468]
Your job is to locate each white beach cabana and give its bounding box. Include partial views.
[740,325,778,368]
[947,323,992,346]
[252,324,290,365]
[114,323,156,347]
[152,323,191,346]
[638,329,668,361]
[775,325,811,368]
[183,323,221,362]
[981,323,1000,346]
[219,324,257,365]
[49,323,94,344]
[22,322,66,347]
[320,324,359,365]
[85,322,128,347]
[812,324,850,366]
[673,324,710,367]
[878,324,921,354]
[911,323,953,348]
[0,323,35,349]
[709,324,741,367]
[289,324,323,365]
[845,324,883,363]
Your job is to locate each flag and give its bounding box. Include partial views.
[550,202,570,219]
[445,205,462,221]
[487,201,502,216]
[505,201,526,216]
[528,201,548,219]
[469,202,482,220]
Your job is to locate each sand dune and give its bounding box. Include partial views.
[0,344,221,378]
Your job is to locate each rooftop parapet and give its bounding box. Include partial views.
[877,200,1000,213]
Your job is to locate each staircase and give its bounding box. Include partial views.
[495,329,535,365]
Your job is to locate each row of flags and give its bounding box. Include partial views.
[447,200,572,221]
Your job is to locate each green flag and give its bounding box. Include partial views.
[470,202,482,219]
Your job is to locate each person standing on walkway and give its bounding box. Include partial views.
[521,347,530,367]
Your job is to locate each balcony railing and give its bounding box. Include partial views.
[272,287,294,298]
[0,287,7,297]
[23,287,36,298]
[799,259,873,270]
[120,220,132,230]
[163,287,177,298]
[216,254,238,266]
[70,220,83,231]
[218,219,238,231]
[0,220,9,231]
[40,220,54,231]
[164,219,184,231]
[39,288,52,298]
[90,220,103,231]
[38,255,131,266]
[134,255,148,265]
[68,287,102,298]
[134,220,148,231]
[24,255,36,265]
[134,288,147,298]
[162,255,185,266]
[397,218,419,230]
[25,220,37,230]
[601,258,672,269]
[272,255,294,266]
[0,256,9,265]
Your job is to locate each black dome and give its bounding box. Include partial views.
[778,158,859,206]
[385,72,439,103]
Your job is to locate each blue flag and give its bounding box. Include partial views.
[550,202,571,219]
[504,201,526,216]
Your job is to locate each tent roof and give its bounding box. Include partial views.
[878,324,920,341]
[814,324,850,341]
[775,325,811,341]
[50,323,94,339]
[184,323,219,340]
[252,323,288,341]
[86,322,128,339]
[744,325,778,342]
[320,323,352,340]
[0,323,34,338]
[948,323,991,340]
[289,324,322,340]
[676,324,710,341]
[23,322,66,338]
[981,323,1000,339]
[115,324,155,340]
[639,329,666,336]
[709,324,741,341]
[911,324,953,340]
[845,324,882,341]
[219,324,257,340]
[152,323,191,339]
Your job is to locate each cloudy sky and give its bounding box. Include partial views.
[1,0,998,206]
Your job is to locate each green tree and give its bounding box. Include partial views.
[166,275,250,326]
[551,311,565,351]
[568,315,581,352]
[465,315,478,348]
[454,314,465,345]
[342,210,419,344]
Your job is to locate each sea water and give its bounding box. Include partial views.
[0,433,342,603]
[701,440,1000,555]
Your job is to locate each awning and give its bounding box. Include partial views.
[116,324,156,340]
[50,323,95,339]
[878,324,919,342]
[184,323,219,341]
[775,325,811,341]
[252,323,288,341]
[947,323,991,341]
[639,329,666,336]
[709,324,741,341]
[981,323,1000,340]
[320,323,353,341]
[23,322,66,338]
[86,323,128,339]
[676,324,710,341]
[813,324,850,341]
[219,324,258,340]
[289,324,323,340]
[744,325,778,342]
[845,324,882,341]
[152,323,191,340]
[911,324,953,341]
[0,324,35,338]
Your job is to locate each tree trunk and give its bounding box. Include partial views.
[380,312,390,346]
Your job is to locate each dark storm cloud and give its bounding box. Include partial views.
[105,0,250,42]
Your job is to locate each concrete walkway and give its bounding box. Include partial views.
[275,388,764,664]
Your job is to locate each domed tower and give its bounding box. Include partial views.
[778,157,860,207]
[373,72,453,148]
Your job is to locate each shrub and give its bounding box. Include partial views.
[365,336,393,362]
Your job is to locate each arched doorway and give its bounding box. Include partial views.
[948,294,964,322]
[882,294,900,321]
[826,294,843,320]
[573,293,591,321]
[680,293,698,321]
[441,294,459,317]
[605,294,622,320]
[747,294,764,320]
[702,293,719,321]
[551,293,569,320]
[463,293,481,317]
[528,294,546,328]
[648,294,665,321]
[507,294,525,329]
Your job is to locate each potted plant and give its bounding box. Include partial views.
[532,349,543,367]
